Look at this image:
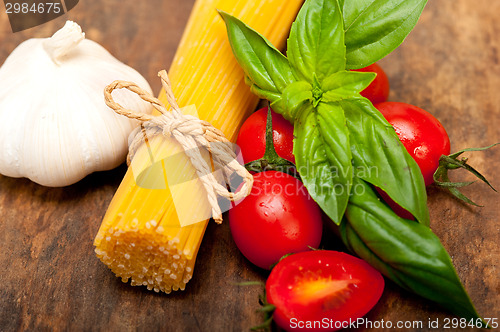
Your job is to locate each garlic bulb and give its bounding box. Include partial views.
[0,21,153,187]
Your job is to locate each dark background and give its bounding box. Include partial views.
[0,0,499,331]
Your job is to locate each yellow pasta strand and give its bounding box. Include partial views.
[94,0,303,293]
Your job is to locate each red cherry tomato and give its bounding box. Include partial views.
[236,107,295,164]
[376,189,415,220]
[228,171,322,269]
[266,251,385,332]
[374,102,451,219]
[375,102,451,186]
[353,63,390,104]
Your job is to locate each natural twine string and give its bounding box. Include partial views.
[104,70,253,224]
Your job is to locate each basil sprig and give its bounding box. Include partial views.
[219,0,428,225]
[220,0,483,324]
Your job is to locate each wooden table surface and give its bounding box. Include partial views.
[0,1,499,331]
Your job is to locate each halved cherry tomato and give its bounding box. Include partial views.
[266,250,385,331]
[236,107,295,164]
[228,171,322,270]
[353,63,390,104]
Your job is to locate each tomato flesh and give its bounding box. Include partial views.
[229,171,322,269]
[266,251,385,331]
[236,107,295,164]
[353,63,390,104]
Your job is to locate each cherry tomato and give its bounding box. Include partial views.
[228,171,322,269]
[374,102,451,219]
[266,250,385,332]
[237,107,295,164]
[353,63,390,104]
[375,102,451,186]
[376,189,415,220]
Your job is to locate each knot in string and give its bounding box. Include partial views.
[104,70,253,223]
[148,111,205,138]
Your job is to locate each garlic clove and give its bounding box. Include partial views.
[0,21,153,187]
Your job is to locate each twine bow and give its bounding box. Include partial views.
[104,70,253,223]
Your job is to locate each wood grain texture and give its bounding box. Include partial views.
[0,0,499,331]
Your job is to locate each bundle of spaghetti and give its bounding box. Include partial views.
[94,0,304,293]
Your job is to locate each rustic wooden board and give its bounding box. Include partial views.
[0,1,499,331]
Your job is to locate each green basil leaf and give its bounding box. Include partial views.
[218,11,295,93]
[244,76,283,109]
[281,81,313,121]
[322,71,376,102]
[246,80,311,123]
[340,97,430,225]
[341,178,484,323]
[287,0,346,83]
[294,103,352,224]
[342,0,428,69]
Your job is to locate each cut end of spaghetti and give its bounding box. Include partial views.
[94,223,202,293]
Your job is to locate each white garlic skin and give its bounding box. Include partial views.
[0,21,153,187]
